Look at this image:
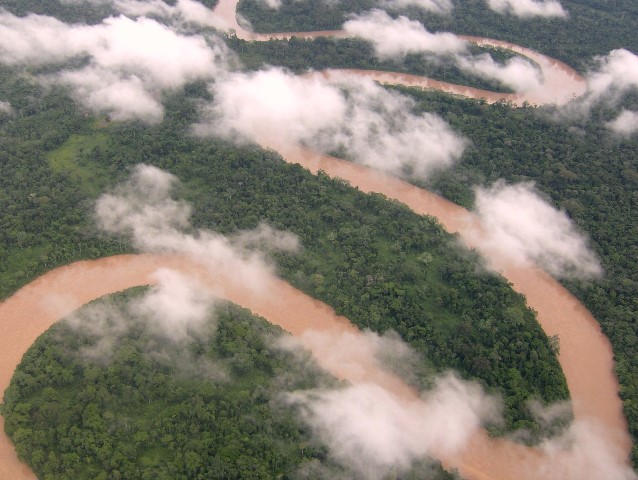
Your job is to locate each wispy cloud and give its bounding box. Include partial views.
[96,164,299,289]
[343,9,466,59]
[583,49,638,106]
[111,0,232,29]
[252,0,453,14]
[606,109,638,137]
[196,67,467,180]
[63,268,228,380]
[130,268,216,342]
[378,0,453,14]
[0,11,230,121]
[281,329,500,479]
[0,100,13,114]
[487,0,568,19]
[456,53,543,92]
[343,10,543,92]
[558,48,638,133]
[539,418,638,480]
[472,181,602,279]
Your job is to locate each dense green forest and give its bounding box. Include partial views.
[237,0,638,71]
[227,35,518,93]
[2,291,456,479]
[1,76,568,417]
[1,73,569,476]
[408,87,638,464]
[1,0,637,476]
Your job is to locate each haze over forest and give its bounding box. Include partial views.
[0,0,636,479]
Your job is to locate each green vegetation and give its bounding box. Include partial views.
[0,60,569,442]
[402,87,638,465]
[2,290,460,479]
[237,0,638,70]
[227,35,518,93]
[1,0,637,475]
[0,0,218,24]
[1,292,355,478]
[47,132,111,196]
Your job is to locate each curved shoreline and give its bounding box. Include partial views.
[0,2,632,480]
[217,0,587,106]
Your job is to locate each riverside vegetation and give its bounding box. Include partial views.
[1,0,637,475]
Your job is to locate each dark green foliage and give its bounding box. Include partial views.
[4,0,636,472]
[237,0,638,70]
[2,292,455,479]
[400,87,638,465]
[0,0,218,24]
[0,70,126,298]
[227,35,517,92]
[0,75,568,434]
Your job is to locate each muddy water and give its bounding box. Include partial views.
[213,0,586,106]
[0,152,632,480]
[0,2,629,479]
[0,254,418,480]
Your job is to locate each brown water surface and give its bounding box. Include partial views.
[214,0,586,106]
[0,146,632,479]
[0,2,631,479]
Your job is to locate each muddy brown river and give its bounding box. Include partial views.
[0,1,632,479]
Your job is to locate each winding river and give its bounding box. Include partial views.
[0,1,633,479]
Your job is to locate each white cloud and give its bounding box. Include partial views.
[606,109,638,137]
[472,181,602,279]
[343,10,466,59]
[96,164,299,290]
[0,12,230,122]
[585,49,638,106]
[197,67,467,180]
[286,374,498,479]
[277,327,500,479]
[557,49,638,125]
[255,0,283,8]
[343,10,545,92]
[130,268,216,342]
[251,0,452,13]
[0,100,13,114]
[538,419,638,480]
[0,12,82,64]
[59,68,166,121]
[112,0,232,29]
[456,53,543,92]
[63,268,227,380]
[379,0,453,14]
[487,0,568,18]
[198,67,347,145]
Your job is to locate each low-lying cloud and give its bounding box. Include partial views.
[606,109,638,137]
[196,67,467,180]
[0,11,230,121]
[254,0,453,14]
[378,0,453,14]
[562,49,638,129]
[111,0,232,30]
[96,164,299,288]
[0,100,13,114]
[344,10,543,92]
[130,268,216,342]
[280,329,500,479]
[538,419,638,480]
[63,268,228,380]
[584,49,638,104]
[487,0,568,19]
[472,181,602,279]
[343,9,466,59]
[456,53,543,92]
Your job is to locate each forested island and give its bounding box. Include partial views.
[0,0,636,478]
